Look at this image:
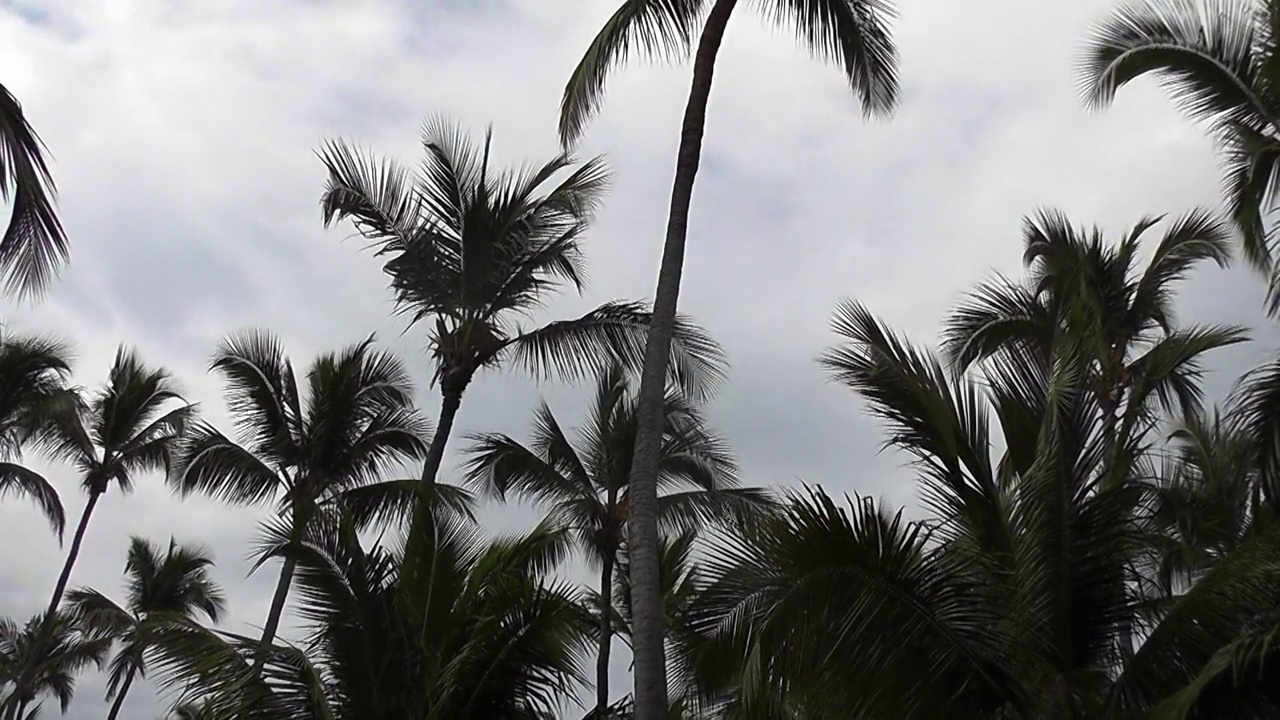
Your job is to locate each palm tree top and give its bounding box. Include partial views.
[557,0,902,146]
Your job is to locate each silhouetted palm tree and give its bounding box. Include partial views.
[0,609,111,718]
[682,300,1279,717]
[6,348,194,720]
[170,331,431,651]
[67,536,226,720]
[0,83,68,299]
[462,363,769,713]
[559,1,900,710]
[0,330,71,535]
[318,116,727,492]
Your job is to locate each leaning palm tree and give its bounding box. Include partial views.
[1078,0,1280,309]
[681,300,1280,718]
[317,115,726,495]
[0,83,68,299]
[0,609,112,719]
[0,330,72,535]
[461,363,769,715]
[66,536,226,720]
[6,347,195,720]
[169,331,431,652]
[559,3,900,711]
[143,509,593,720]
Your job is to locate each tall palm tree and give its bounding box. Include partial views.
[0,83,68,299]
[6,347,195,720]
[681,300,1280,718]
[0,330,71,535]
[169,331,430,652]
[559,3,900,712]
[461,363,769,715]
[1078,0,1280,309]
[317,115,726,494]
[142,510,594,720]
[67,536,226,720]
[942,208,1248,486]
[0,609,112,719]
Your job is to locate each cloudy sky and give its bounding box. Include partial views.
[3,0,1278,717]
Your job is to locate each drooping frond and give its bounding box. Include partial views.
[0,83,69,300]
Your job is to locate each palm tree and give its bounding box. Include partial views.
[0,83,68,299]
[66,536,226,720]
[1078,0,1280,309]
[681,300,1280,718]
[142,510,594,719]
[461,363,769,714]
[317,115,726,496]
[6,347,194,720]
[559,2,900,712]
[0,609,112,719]
[0,330,72,535]
[942,208,1248,487]
[169,331,430,652]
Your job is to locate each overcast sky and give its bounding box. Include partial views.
[2,0,1278,718]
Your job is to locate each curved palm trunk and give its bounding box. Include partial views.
[104,666,136,720]
[6,489,102,720]
[626,1,739,718]
[596,554,615,715]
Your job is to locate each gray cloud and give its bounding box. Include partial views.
[2,0,1275,716]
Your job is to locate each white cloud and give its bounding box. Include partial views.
[1,0,1274,716]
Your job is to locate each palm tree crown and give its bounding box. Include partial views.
[318,115,727,486]
[0,330,72,535]
[169,330,430,650]
[67,536,226,720]
[0,609,111,717]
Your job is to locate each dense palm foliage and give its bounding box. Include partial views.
[0,330,70,535]
[67,537,226,720]
[169,331,431,650]
[462,363,771,713]
[11,1,1280,718]
[140,508,592,720]
[560,0,901,709]
[0,609,111,718]
[0,83,68,300]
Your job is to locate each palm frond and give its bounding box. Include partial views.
[758,0,900,118]
[558,0,705,146]
[504,300,727,403]
[0,462,63,537]
[0,83,68,300]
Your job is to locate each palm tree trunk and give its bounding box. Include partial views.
[596,554,615,715]
[6,489,101,720]
[104,666,136,720]
[420,387,465,488]
[259,554,298,649]
[626,1,738,718]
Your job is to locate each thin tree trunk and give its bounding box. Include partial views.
[626,1,739,718]
[595,554,615,716]
[420,388,464,488]
[104,666,136,720]
[7,490,101,720]
[259,554,298,650]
